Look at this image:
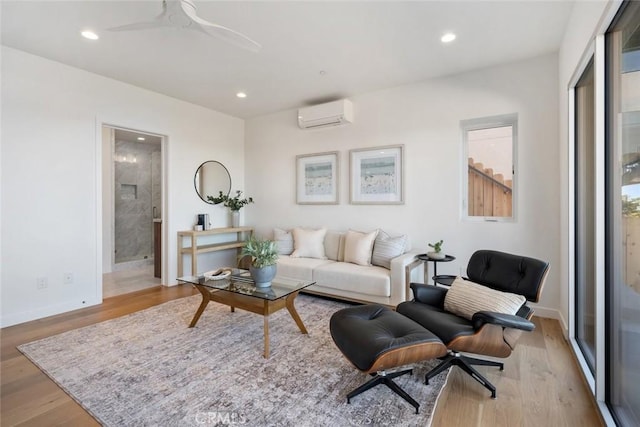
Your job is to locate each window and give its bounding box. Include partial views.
[606,2,640,425]
[462,114,517,220]
[574,58,596,373]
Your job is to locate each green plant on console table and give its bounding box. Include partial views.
[240,237,278,268]
[207,190,254,211]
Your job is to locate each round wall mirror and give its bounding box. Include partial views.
[194,160,231,204]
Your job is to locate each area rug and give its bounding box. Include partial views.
[18,294,449,426]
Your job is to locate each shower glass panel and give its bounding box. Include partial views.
[114,137,162,265]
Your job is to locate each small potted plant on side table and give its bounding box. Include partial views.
[427,240,445,260]
[240,237,278,287]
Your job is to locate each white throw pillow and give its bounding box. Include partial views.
[444,276,526,321]
[290,227,327,259]
[324,231,344,261]
[371,230,407,269]
[343,229,379,266]
[273,228,293,255]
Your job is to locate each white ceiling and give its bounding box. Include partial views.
[1,1,576,119]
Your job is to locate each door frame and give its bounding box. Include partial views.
[96,119,169,300]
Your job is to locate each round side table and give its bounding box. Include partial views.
[417,254,455,285]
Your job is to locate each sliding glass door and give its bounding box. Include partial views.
[575,58,597,373]
[606,2,640,425]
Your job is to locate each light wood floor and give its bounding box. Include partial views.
[1,286,603,427]
[431,316,604,426]
[102,264,160,298]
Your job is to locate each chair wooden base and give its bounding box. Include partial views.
[347,369,419,414]
[425,351,503,398]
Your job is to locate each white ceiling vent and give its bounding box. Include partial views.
[298,99,354,129]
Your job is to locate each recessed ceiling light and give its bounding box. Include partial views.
[81,30,99,40]
[137,137,145,141]
[236,92,247,98]
[441,33,456,43]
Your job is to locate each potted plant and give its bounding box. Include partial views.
[207,190,254,227]
[240,237,278,287]
[427,240,445,260]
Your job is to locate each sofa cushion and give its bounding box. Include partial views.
[444,276,526,321]
[291,227,327,259]
[273,228,293,255]
[313,262,390,298]
[371,230,407,269]
[344,229,378,266]
[324,231,345,261]
[277,255,335,281]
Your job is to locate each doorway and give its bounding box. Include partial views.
[102,126,164,298]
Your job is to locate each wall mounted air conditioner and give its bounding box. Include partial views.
[298,99,354,129]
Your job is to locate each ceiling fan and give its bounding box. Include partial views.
[107,0,261,53]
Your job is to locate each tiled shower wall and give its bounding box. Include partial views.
[114,140,161,264]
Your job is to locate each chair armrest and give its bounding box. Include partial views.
[409,283,447,307]
[471,311,535,332]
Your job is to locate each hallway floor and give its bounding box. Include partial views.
[102,265,161,298]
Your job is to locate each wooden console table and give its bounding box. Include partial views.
[177,226,253,276]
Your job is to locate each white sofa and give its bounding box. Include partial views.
[273,228,422,307]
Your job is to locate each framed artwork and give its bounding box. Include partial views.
[350,145,404,204]
[296,151,339,204]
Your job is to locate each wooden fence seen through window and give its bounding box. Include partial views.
[468,157,512,217]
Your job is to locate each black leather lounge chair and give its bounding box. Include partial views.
[397,249,549,398]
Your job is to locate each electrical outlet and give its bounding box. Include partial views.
[36,277,48,290]
[63,272,74,284]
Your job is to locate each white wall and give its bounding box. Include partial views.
[245,54,561,317]
[1,46,245,327]
[558,0,612,330]
[102,126,114,273]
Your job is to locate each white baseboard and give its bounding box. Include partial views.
[0,297,101,328]
[531,305,561,320]
[532,305,569,339]
[558,312,569,339]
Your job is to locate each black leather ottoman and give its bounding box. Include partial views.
[330,304,447,413]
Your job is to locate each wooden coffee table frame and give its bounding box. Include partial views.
[189,284,308,359]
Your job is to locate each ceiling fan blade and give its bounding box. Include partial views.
[107,1,170,32]
[180,0,261,52]
[106,20,169,32]
[192,23,262,53]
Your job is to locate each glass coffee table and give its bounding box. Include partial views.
[177,270,315,358]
